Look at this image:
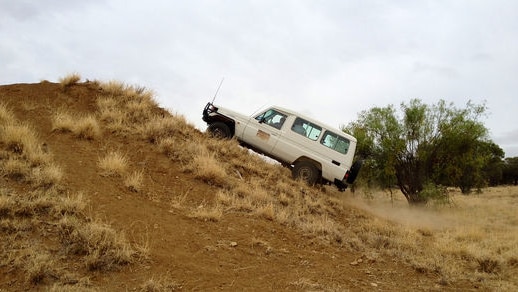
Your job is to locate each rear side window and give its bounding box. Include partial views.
[321,131,350,154]
[291,117,322,141]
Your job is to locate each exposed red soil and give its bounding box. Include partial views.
[0,81,467,291]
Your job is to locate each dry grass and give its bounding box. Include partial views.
[139,276,182,291]
[124,170,144,192]
[1,100,142,289]
[189,152,228,186]
[0,102,16,124]
[139,115,191,144]
[52,111,101,139]
[1,123,39,154]
[342,186,518,289]
[59,73,81,89]
[75,115,101,139]
[51,110,76,133]
[98,151,128,177]
[58,215,136,271]
[189,202,224,222]
[31,163,63,187]
[96,81,160,135]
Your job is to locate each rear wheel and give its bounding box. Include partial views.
[207,122,231,139]
[292,161,319,185]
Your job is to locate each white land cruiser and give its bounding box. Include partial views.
[202,102,361,190]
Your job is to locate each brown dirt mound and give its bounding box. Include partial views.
[0,81,458,291]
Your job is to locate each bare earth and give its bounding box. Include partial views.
[0,81,471,291]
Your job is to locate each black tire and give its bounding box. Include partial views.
[292,161,319,185]
[207,122,231,139]
[346,160,363,184]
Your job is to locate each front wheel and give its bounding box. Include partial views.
[292,161,319,185]
[207,122,231,139]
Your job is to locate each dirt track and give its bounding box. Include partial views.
[0,81,455,290]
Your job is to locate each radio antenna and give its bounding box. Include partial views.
[211,77,224,104]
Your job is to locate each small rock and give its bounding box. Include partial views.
[370,283,378,287]
[230,242,238,247]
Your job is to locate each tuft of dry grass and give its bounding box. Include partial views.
[51,110,75,133]
[58,216,137,271]
[31,163,63,187]
[0,123,39,155]
[124,170,144,192]
[24,253,56,284]
[52,111,101,140]
[75,115,101,140]
[52,192,87,216]
[97,151,128,177]
[1,157,31,182]
[139,276,182,291]
[95,81,164,137]
[0,102,16,125]
[188,152,228,187]
[59,73,81,89]
[139,115,190,144]
[190,203,223,222]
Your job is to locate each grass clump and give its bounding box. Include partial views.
[58,216,136,271]
[189,152,227,187]
[98,151,128,177]
[52,111,101,140]
[75,115,101,139]
[0,102,16,124]
[124,170,144,192]
[190,203,223,222]
[0,123,39,155]
[59,73,81,89]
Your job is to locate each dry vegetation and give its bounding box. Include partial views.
[0,100,142,289]
[344,187,518,289]
[1,73,517,290]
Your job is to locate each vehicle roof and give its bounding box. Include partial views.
[266,105,357,142]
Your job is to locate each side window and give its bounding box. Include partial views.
[255,109,287,130]
[321,131,350,154]
[291,117,322,141]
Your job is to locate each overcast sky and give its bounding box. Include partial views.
[1,0,518,156]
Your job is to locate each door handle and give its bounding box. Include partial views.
[332,160,340,166]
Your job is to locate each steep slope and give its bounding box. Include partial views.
[0,80,456,291]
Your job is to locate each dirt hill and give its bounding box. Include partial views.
[0,79,479,291]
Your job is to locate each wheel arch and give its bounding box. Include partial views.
[292,156,322,172]
[206,114,236,136]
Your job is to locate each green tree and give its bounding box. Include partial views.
[480,142,505,187]
[344,99,492,204]
[503,157,518,185]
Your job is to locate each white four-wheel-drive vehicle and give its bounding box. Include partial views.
[202,102,361,190]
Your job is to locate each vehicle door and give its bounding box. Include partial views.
[242,108,287,153]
